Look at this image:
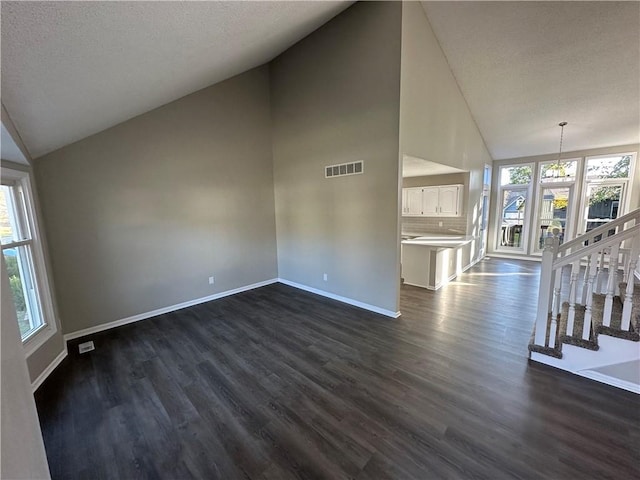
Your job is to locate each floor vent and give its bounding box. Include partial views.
[325,161,363,178]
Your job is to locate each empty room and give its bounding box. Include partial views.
[1,2,639,479]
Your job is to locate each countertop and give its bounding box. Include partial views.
[401,234,474,249]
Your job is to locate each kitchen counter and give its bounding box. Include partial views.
[401,233,477,290]
[402,235,473,249]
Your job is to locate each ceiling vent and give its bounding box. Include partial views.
[325,161,363,178]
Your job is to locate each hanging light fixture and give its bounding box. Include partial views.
[552,121,568,178]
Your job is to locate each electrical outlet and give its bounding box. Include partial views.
[208,276,215,285]
[438,221,443,227]
[323,273,328,281]
[78,341,95,354]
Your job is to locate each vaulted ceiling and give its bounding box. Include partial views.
[1,1,639,162]
[1,1,353,159]
[423,1,640,160]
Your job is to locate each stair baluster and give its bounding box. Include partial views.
[583,254,598,341]
[549,266,562,348]
[566,261,579,336]
[529,210,640,384]
[620,235,639,331]
[602,243,620,327]
[581,254,591,305]
[596,249,606,294]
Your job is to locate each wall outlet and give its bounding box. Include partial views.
[323,273,328,281]
[438,221,443,227]
[78,341,95,354]
[208,276,215,285]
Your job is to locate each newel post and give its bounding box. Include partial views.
[534,235,559,346]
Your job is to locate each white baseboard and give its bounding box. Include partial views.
[31,345,68,393]
[576,370,640,395]
[277,278,401,318]
[530,335,640,394]
[63,278,279,341]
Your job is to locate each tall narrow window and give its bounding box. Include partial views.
[1,167,55,349]
[496,164,533,252]
[580,154,634,234]
[532,159,578,254]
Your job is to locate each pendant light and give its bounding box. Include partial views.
[553,121,568,178]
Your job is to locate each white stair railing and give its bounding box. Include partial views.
[533,210,640,350]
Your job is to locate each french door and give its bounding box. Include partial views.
[532,183,575,254]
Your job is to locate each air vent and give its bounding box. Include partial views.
[325,161,363,178]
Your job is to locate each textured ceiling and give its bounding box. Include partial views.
[1,1,352,158]
[422,1,640,160]
[3,1,638,162]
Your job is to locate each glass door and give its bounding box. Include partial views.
[498,186,529,251]
[496,164,533,253]
[533,184,575,254]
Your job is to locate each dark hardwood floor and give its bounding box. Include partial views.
[35,258,640,479]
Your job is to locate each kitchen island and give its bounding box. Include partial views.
[401,234,476,290]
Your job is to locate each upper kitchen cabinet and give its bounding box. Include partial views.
[438,185,461,216]
[402,184,463,217]
[402,187,424,215]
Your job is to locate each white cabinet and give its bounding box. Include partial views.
[402,184,463,217]
[421,187,440,215]
[403,187,424,215]
[438,185,460,216]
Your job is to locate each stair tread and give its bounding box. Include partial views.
[530,278,640,359]
[528,313,563,358]
[559,302,599,350]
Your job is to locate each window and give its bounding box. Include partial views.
[540,160,577,183]
[496,164,534,252]
[531,159,578,254]
[1,166,56,352]
[492,152,636,257]
[580,154,634,234]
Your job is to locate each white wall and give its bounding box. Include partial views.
[399,2,493,260]
[1,255,51,479]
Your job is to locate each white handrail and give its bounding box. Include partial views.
[533,222,640,349]
[553,225,640,270]
[559,208,640,255]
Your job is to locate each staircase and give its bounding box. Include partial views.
[529,208,640,393]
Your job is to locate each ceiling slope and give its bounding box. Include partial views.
[422,1,640,160]
[1,1,352,158]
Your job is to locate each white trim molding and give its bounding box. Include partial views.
[277,278,401,318]
[31,345,68,392]
[577,369,640,395]
[63,278,279,341]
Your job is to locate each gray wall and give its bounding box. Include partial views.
[270,1,403,314]
[1,255,51,479]
[399,2,493,252]
[35,66,278,334]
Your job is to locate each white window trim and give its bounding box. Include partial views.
[1,166,57,357]
[494,163,535,254]
[529,181,577,256]
[491,152,638,258]
[577,152,636,236]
